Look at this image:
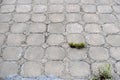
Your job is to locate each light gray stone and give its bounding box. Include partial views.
[66,13,81,22]
[97,5,112,13]
[66,5,80,12]
[67,34,85,43]
[110,47,120,60]
[103,24,119,34]
[16,5,31,12]
[81,0,95,4]
[66,23,83,33]
[45,47,66,60]
[33,0,48,4]
[86,34,105,45]
[45,61,64,76]
[17,0,32,4]
[24,47,44,61]
[106,35,120,46]
[11,23,28,33]
[65,0,80,3]
[49,5,64,13]
[0,34,5,46]
[0,14,11,22]
[27,34,45,46]
[31,14,46,22]
[13,14,30,22]
[2,0,16,4]
[99,14,117,23]
[113,6,120,13]
[49,14,64,22]
[7,34,25,46]
[0,23,9,33]
[89,47,109,61]
[0,62,18,78]
[67,48,87,60]
[33,5,47,13]
[83,14,99,23]
[115,0,120,4]
[82,5,96,13]
[69,61,90,77]
[1,5,15,13]
[116,62,120,75]
[48,23,65,33]
[49,0,63,3]
[3,47,22,60]
[47,34,65,45]
[85,24,101,33]
[96,0,110,4]
[21,62,43,77]
[29,23,46,33]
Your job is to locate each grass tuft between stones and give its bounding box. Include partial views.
[91,64,112,80]
[68,42,85,49]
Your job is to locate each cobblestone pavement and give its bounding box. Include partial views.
[0,0,120,80]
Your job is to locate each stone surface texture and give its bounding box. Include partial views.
[0,0,120,80]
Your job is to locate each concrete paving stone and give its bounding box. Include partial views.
[89,47,109,61]
[0,14,11,22]
[102,23,119,34]
[113,5,120,13]
[67,48,87,60]
[66,23,83,33]
[0,62,18,78]
[99,14,117,23]
[92,62,109,74]
[33,0,48,4]
[69,61,90,77]
[13,14,30,22]
[2,0,16,4]
[48,5,64,13]
[106,35,120,46]
[1,5,15,13]
[86,34,105,46]
[17,0,32,4]
[97,5,112,13]
[85,24,101,33]
[31,14,46,22]
[45,61,64,76]
[16,5,31,13]
[3,47,22,60]
[82,5,96,13]
[65,0,80,3]
[21,62,43,77]
[66,5,80,12]
[49,0,63,3]
[48,23,65,33]
[45,46,66,60]
[96,0,110,4]
[83,14,99,23]
[115,62,120,75]
[66,13,81,22]
[115,0,120,4]
[11,23,28,33]
[7,34,25,46]
[47,34,65,45]
[49,14,64,22]
[0,23,9,33]
[110,47,120,60]
[29,23,46,33]
[33,5,47,13]
[27,34,45,46]
[67,34,85,43]
[116,14,120,21]
[0,34,5,46]
[24,47,44,61]
[81,0,95,4]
